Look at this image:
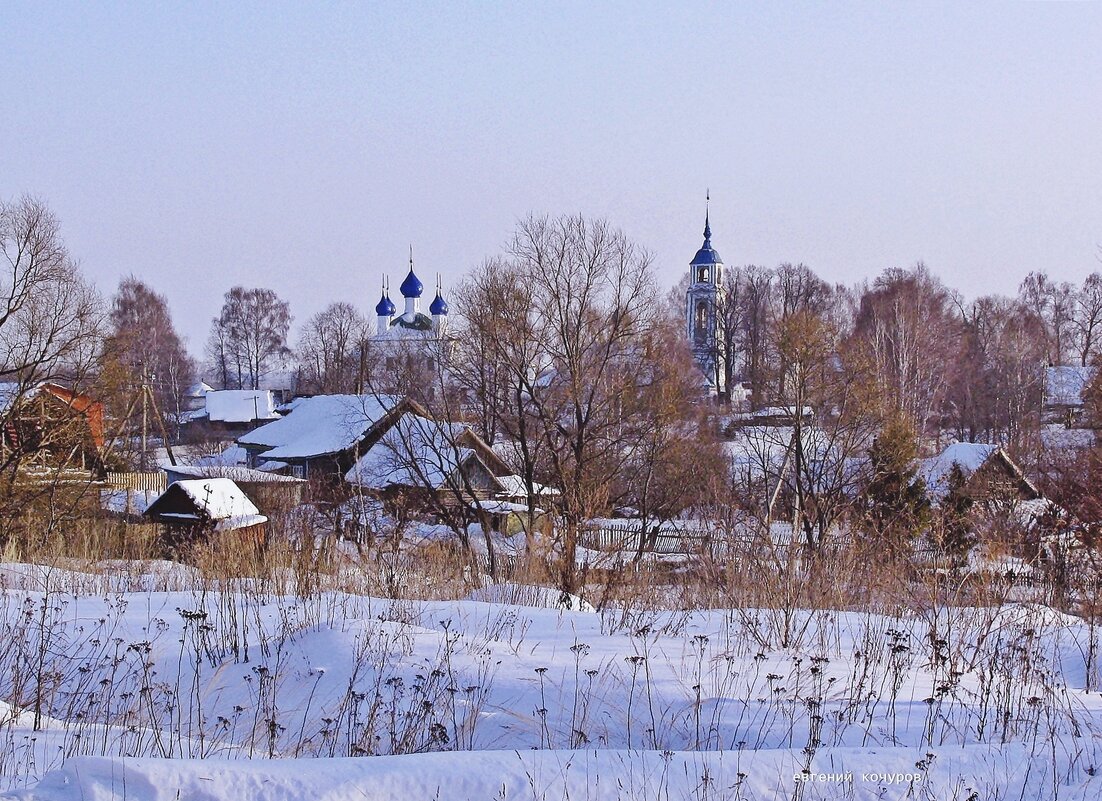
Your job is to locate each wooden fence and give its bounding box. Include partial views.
[579,523,717,556]
[106,472,167,493]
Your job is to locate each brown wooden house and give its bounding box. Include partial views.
[0,381,105,477]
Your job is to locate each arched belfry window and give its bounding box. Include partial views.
[697,267,708,283]
[694,301,708,344]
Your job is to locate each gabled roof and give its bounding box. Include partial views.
[496,474,559,499]
[205,390,280,424]
[238,394,403,460]
[918,442,1041,502]
[344,413,502,492]
[0,381,104,446]
[187,381,214,398]
[919,443,998,499]
[145,478,265,530]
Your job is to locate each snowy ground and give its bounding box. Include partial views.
[0,561,1100,799]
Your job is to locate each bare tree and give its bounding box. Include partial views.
[713,266,746,403]
[1020,271,1075,365]
[297,302,367,394]
[450,258,556,564]
[0,196,104,530]
[510,216,666,591]
[740,265,774,407]
[101,277,195,434]
[1075,273,1102,367]
[852,264,960,437]
[947,295,1044,448]
[770,263,832,401]
[614,321,725,558]
[775,309,875,550]
[206,287,292,389]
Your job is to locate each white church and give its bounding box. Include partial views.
[370,251,452,387]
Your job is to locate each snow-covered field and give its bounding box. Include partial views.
[1,560,1100,799]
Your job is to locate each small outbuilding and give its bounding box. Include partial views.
[145,478,267,551]
[919,442,1042,505]
[162,464,307,515]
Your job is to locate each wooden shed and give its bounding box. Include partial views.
[145,478,267,552]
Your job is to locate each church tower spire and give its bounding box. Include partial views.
[686,193,725,397]
[704,189,711,242]
[399,245,424,316]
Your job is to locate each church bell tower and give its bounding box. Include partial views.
[686,197,725,396]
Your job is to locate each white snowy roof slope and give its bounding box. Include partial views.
[165,464,305,484]
[175,479,260,520]
[345,414,490,490]
[146,478,262,525]
[919,442,997,499]
[205,390,280,424]
[239,394,401,460]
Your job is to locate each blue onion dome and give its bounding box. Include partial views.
[375,291,395,316]
[690,211,722,266]
[400,267,423,298]
[429,292,448,316]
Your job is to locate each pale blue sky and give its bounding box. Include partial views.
[2,2,1101,350]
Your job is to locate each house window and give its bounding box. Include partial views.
[291,464,305,479]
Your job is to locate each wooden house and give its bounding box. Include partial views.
[919,443,1042,506]
[236,394,408,480]
[344,410,511,502]
[0,381,105,477]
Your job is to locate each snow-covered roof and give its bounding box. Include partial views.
[214,514,268,532]
[194,444,248,467]
[1045,365,1095,407]
[345,414,494,491]
[919,442,998,499]
[146,478,265,529]
[239,394,401,460]
[751,405,812,419]
[370,317,437,341]
[187,381,213,398]
[205,390,280,424]
[258,370,299,392]
[477,499,542,515]
[164,464,305,484]
[173,478,260,519]
[178,408,209,424]
[724,426,797,479]
[255,460,290,472]
[496,474,559,498]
